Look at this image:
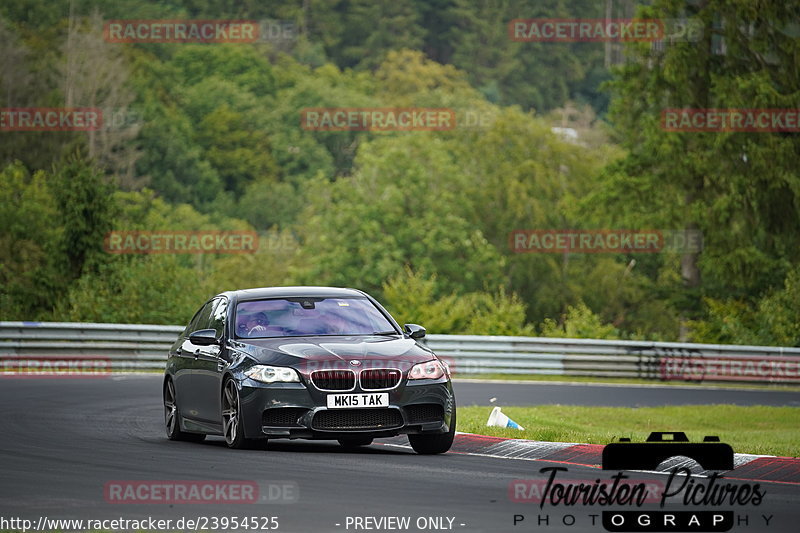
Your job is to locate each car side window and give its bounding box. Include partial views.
[188,300,215,334]
[183,304,205,336]
[208,297,228,339]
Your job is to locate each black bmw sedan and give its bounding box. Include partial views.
[163,286,456,454]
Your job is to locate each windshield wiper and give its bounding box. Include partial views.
[371,330,400,336]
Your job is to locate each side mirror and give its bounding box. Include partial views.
[403,323,426,340]
[189,329,219,346]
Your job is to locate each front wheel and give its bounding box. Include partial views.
[222,379,263,450]
[408,406,456,455]
[164,379,205,442]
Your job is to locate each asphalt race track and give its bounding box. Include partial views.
[0,375,797,533]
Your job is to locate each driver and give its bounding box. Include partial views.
[244,312,270,336]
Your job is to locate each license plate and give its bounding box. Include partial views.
[326,393,389,409]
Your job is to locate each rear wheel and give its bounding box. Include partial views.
[408,405,456,455]
[164,379,205,442]
[222,379,264,449]
[338,437,374,448]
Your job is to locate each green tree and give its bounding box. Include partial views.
[132,81,223,207]
[0,162,63,319]
[57,256,204,325]
[268,61,377,178]
[444,0,606,111]
[293,134,506,296]
[194,103,279,197]
[51,151,117,278]
[56,188,261,324]
[690,265,800,347]
[593,0,800,339]
[449,105,621,325]
[0,15,79,171]
[329,0,426,69]
[382,267,535,335]
[539,301,620,339]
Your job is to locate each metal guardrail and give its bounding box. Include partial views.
[426,335,800,383]
[1,322,799,384]
[0,322,182,370]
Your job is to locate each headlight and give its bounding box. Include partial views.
[245,365,300,383]
[408,360,447,380]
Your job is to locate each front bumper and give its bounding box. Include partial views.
[237,377,455,440]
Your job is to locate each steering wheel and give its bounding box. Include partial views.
[248,324,268,336]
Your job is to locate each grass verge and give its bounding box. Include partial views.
[458,404,800,458]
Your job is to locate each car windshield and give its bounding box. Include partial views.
[234,297,397,339]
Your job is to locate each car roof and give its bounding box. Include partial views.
[220,286,367,301]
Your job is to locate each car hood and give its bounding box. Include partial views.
[234,335,436,371]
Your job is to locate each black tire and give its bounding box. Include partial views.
[338,437,374,448]
[408,405,456,455]
[222,378,264,450]
[164,379,206,442]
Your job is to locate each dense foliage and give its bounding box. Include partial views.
[1,1,797,345]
